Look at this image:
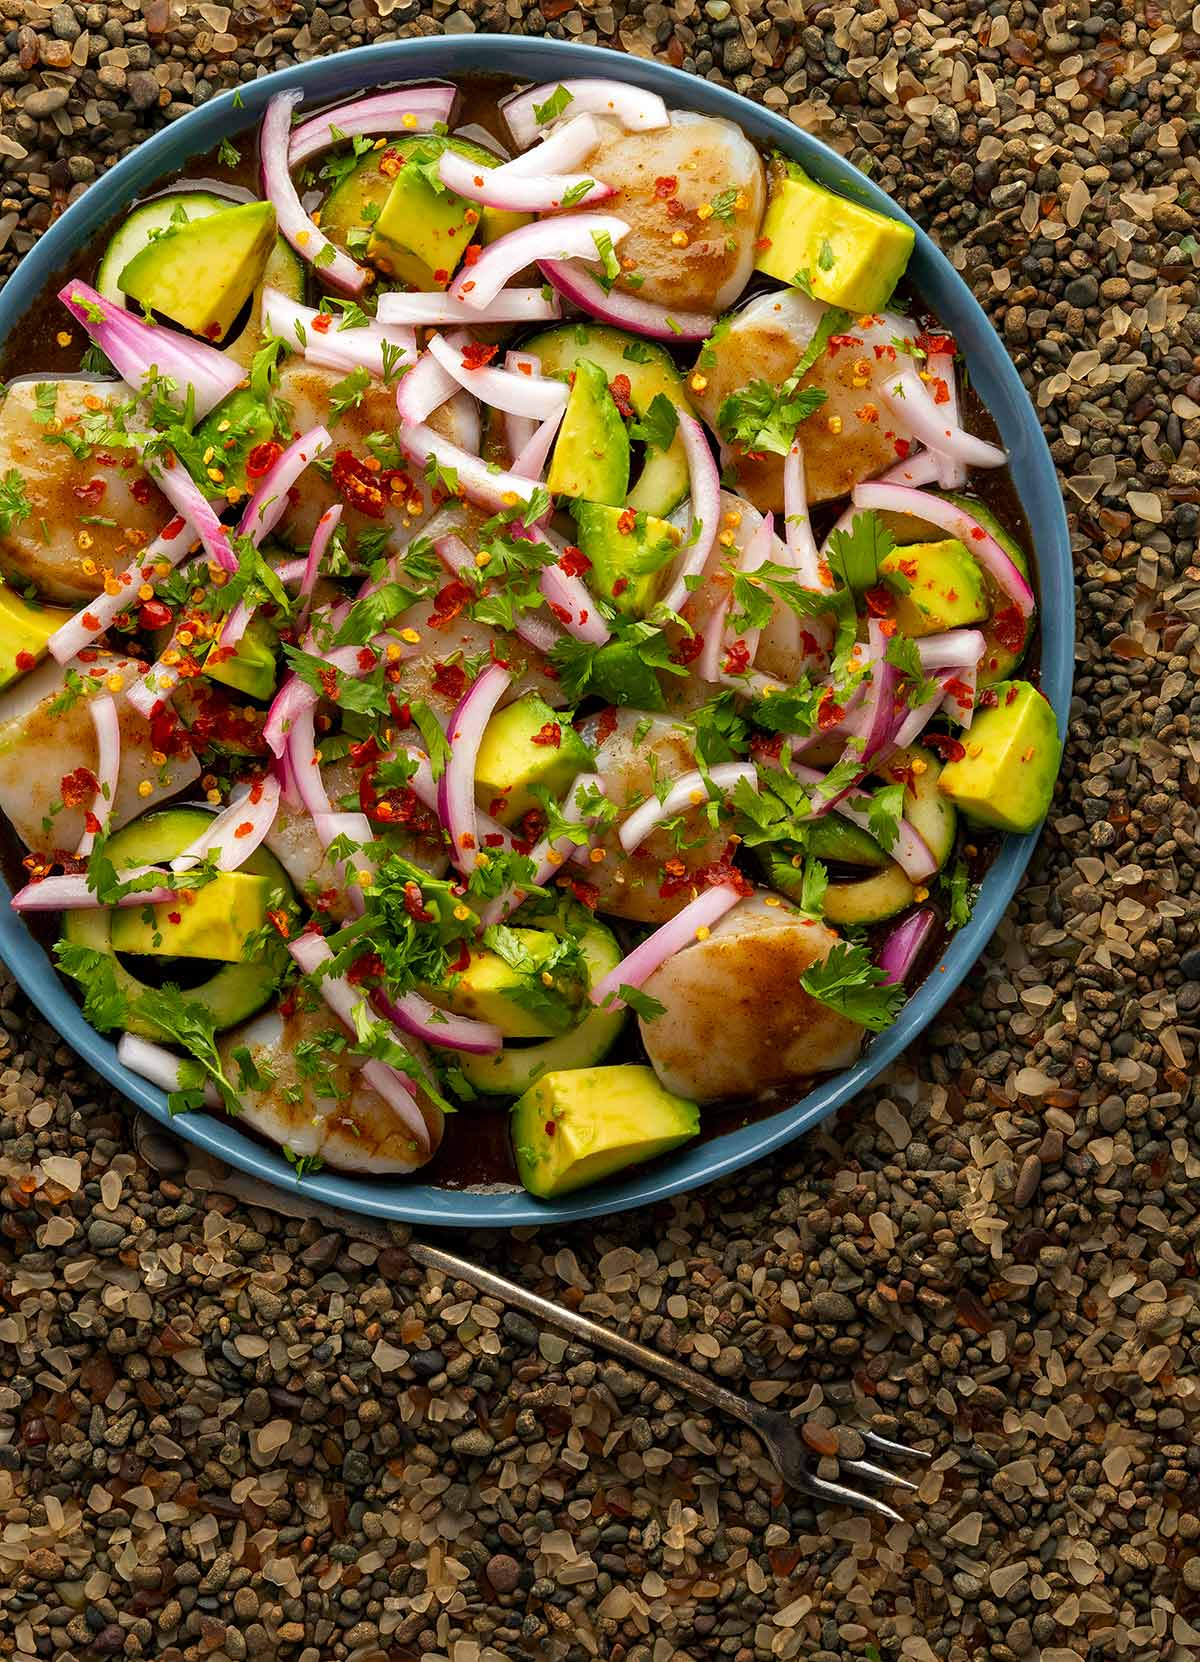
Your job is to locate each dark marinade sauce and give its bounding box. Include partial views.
[1,75,1034,1192]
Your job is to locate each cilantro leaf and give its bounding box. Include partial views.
[798,855,828,918]
[132,984,241,1115]
[409,699,452,782]
[943,857,974,931]
[0,470,32,537]
[533,85,573,125]
[619,985,666,1022]
[825,511,894,593]
[54,942,128,1031]
[629,392,679,453]
[867,781,905,853]
[800,941,906,1032]
[716,379,827,457]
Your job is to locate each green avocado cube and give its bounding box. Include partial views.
[426,927,584,1039]
[474,693,593,827]
[368,157,475,290]
[193,388,276,498]
[118,201,277,342]
[880,538,989,638]
[110,871,275,963]
[755,162,914,314]
[205,614,278,704]
[512,1064,700,1198]
[546,360,630,506]
[937,680,1061,835]
[572,501,682,617]
[0,582,71,690]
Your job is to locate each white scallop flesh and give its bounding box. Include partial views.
[637,892,865,1102]
[0,652,200,852]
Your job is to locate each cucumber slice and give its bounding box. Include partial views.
[96,192,232,304]
[456,914,627,1097]
[60,806,295,1039]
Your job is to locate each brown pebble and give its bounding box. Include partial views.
[486,1552,521,1593]
[1014,1154,1043,1208]
[801,1422,840,1457]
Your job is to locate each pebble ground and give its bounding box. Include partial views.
[2,2,1200,1659]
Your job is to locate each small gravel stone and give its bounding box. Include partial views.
[486,1553,521,1593]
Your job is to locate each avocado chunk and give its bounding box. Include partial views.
[205,614,278,704]
[0,582,71,689]
[940,493,1033,685]
[546,360,631,506]
[572,502,681,617]
[512,1064,700,1198]
[474,693,594,827]
[426,927,586,1039]
[755,159,915,315]
[523,324,693,516]
[193,388,276,499]
[938,680,1060,834]
[110,871,276,963]
[880,538,988,638]
[118,201,277,343]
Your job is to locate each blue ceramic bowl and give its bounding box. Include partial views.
[0,38,1072,1226]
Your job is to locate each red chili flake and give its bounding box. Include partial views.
[659,858,753,900]
[138,599,172,631]
[428,579,472,631]
[432,662,466,701]
[608,375,635,420]
[799,630,824,658]
[594,706,618,744]
[828,334,864,356]
[60,766,99,808]
[723,639,750,675]
[558,544,591,577]
[616,505,637,534]
[893,438,911,460]
[666,199,686,220]
[943,676,974,708]
[331,449,386,519]
[73,478,107,506]
[130,477,154,506]
[84,811,102,835]
[917,332,956,356]
[993,606,1026,654]
[879,618,898,637]
[391,698,412,728]
[80,613,100,632]
[461,340,499,370]
[755,235,772,253]
[1005,682,1020,704]
[314,888,340,913]
[93,451,117,468]
[149,705,193,758]
[234,821,254,839]
[347,951,386,985]
[483,832,506,848]
[14,650,35,672]
[489,642,511,669]
[319,666,340,700]
[544,1120,557,1137]
[402,880,435,923]
[654,175,678,198]
[817,693,845,731]
[924,733,966,762]
[356,647,375,673]
[753,733,785,761]
[248,777,265,805]
[898,557,919,580]
[932,377,950,406]
[872,342,897,362]
[311,312,334,334]
[462,243,483,266]
[670,633,704,667]
[379,147,405,178]
[611,578,629,598]
[864,585,894,617]
[531,721,562,749]
[446,940,471,977]
[168,910,183,926]
[488,796,508,818]
[558,874,600,910]
[246,441,283,481]
[548,601,573,626]
[266,908,291,939]
[459,280,475,294]
[979,687,999,708]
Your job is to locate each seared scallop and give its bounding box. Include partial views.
[637,892,864,1101]
[0,379,168,602]
[0,652,200,853]
[274,360,480,553]
[575,707,732,924]
[220,1000,444,1174]
[584,111,766,314]
[689,291,919,511]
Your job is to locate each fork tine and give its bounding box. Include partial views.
[860,1428,930,1462]
[840,1457,921,1493]
[788,1466,906,1524]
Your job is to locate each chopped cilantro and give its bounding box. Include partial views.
[217,136,241,168]
[533,85,573,125]
[866,781,905,853]
[800,941,906,1032]
[825,510,894,593]
[630,392,678,453]
[943,857,974,930]
[716,378,827,457]
[619,985,667,1022]
[0,470,31,538]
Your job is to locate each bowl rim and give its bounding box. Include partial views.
[0,36,1073,1227]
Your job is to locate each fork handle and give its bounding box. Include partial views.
[409,1238,763,1431]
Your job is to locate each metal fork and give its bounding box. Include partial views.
[182,1152,928,1522]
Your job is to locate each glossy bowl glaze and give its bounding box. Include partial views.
[0,39,1073,1225]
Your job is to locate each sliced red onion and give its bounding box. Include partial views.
[660,413,721,617]
[878,448,941,487]
[503,79,668,150]
[263,287,417,381]
[787,760,937,883]
[57,280,243,418]
[916,629,987,671]
[852,481,1035,620]
[287,85,457,168]
[590,882,743,1011]
[50,515,196,664]
[312,808,375,857]
[437,144,612,214]
[503,349,540,459]
[395,349,460,426]
[261,89,368,296]
[878,906,937,985]
[814,622,904,814]
[170,777,281,873]
[296,504,342,634]
[238,424,332,549]
[376,988,502,1055]
[287,704,336,826]
[117,1032,213,1097]
[539,258,714,343]
[717,511,775,679]
[450,214,630,310]
[434,533,559,653]
[449,389,481,457]
[782,439,828,590]
[148,455,236,572]
[618,763,754,854]
[438,664,512,874]
[889,678,948,752]
[539,557,609,646]
[12,868,173,912]
[286,932,431,1145]
[376,288,562,327]
[399,422,543,513]
[926,350,966,489]
[426,332,568,420]
[939,662,978,729]
[513,406,565,483]
[74,695,120,859]
[498,113,607,177]
[877,364,1006,470]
